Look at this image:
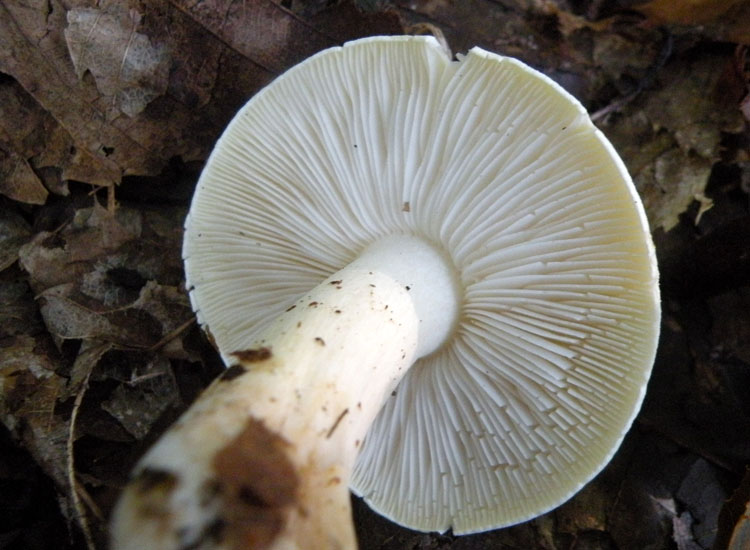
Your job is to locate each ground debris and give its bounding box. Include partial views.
[2,2,750,549]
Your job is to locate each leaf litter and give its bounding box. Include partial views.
[1,1,749,549]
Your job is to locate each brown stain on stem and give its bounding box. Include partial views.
[129,467,180,520]
[212,418,299,550]
[230,347,272,363]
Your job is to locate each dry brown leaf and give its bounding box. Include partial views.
[600,53,745,231]
[555,483,609,533]
[544,3,612,37]
[3,198,201,546]
[19,202,192,353]
[634,0,750,44]
[395,0,552,65]
[642,58,745,159]
[396,0,667,109]
[647,150,713,232]
[65,5,170,119]
[0,333,70,488]
[19,202,141,290]
[172,0,340,73]
[602,112,715,231]
[170,0,405,73]
[0,77,120,195]
[0,334,59,394]
[0,277,41,338]
[0,210,32,272]
[0,0,402,187]
[100,353,178,439]
[0,144,48,204]
[34,280,191,350]
[37,283,162,347]
[0,77,48,203]
[64,340,113,400]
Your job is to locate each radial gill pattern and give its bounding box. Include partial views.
[183,36,660,534]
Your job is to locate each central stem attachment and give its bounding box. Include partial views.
[110,235,461,550]
[348,234,461,358]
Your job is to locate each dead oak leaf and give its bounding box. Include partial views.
[172,0,402,73]
[36,280,174,349]
[0,0,402,186]
[101,353,179,439]
[64,6,170,119]
[0,278,42,338]
[19,201,193,352]
[634,0,750,44]
[0,142,48,204]
[642,55,745,159]
[600,52,745,231]
[0,334,70,489]
[0,75,120,196]
[19,202,141,291]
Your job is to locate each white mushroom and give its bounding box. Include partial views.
[110,35,660,550]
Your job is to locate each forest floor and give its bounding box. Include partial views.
[1,1,750,549]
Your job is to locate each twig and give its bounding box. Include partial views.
[147,316,196,352]
[66,369,96,550]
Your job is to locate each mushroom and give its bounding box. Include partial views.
[110,36,660,550]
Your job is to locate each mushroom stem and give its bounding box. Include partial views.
[110,235,461,550]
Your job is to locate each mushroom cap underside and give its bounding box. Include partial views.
[183,35,661,534]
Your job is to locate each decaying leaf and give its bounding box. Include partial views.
[396,0,557,67]
[0,208,32,271]
[634,0,750,44]
[100,353,178,439]
[554,482,609,534]
[5,197,198,543]
[65,5,170,119]
[0,331,69,488]
[37,282,162,347]
[608,479,674,547]
[19,202,140,291]
[0,0,403,187]
[0,270,50,419]
[0,76,48,203]
[64,340,113,400]
[672,511,702,550]
[676,458,727,548]
[0,76,120,195]
[643,58,744,159]
[0,145,48,204]
[2,2,750,549]
[19,201,192,349]
[600,53,745,231]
